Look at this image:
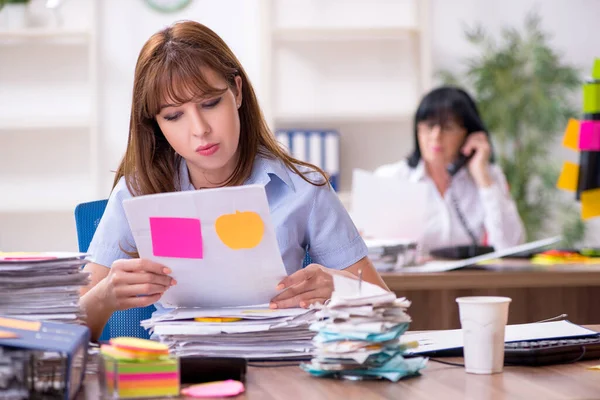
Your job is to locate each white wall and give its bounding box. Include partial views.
[430,0,600,244]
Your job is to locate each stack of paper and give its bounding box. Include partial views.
[141,306,317,360]
[0,252,89,324]
[364,239,418,271]
[301,275,427,381]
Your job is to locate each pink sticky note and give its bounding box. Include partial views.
[181,380,245,398]
[150,217,203,259]
[579,120,600,151]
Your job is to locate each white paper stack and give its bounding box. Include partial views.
[141,306,317,360]
[0,252,89,324]
[301,275,427,381]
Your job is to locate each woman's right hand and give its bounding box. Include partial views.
[99,258,176,312]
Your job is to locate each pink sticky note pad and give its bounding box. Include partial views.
[150,217,203,259]
[181,380,245,398]
[579,120,600,151]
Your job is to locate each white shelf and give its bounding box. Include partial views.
[272,26,419,42]
[0,178,94,213]
[0,28,90,43]
[0,115,90,131]
[274,111,412,125]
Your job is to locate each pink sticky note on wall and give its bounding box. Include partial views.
[150,217,203,259]
[579,120,600,151]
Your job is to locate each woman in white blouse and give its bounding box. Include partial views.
[375,86,525,254]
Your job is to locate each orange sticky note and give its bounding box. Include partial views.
[562,118,580,151]
[215,211,265,250]
[557,161,579,192]
[0,330,19,339]
[581,188,600,220]
[587,364,600,370]
[0,317,41,332]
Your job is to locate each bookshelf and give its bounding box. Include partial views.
[0,0,99,214]
[259,0,432,198]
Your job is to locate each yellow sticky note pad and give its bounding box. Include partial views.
[0,317,41,332]
[581,188,600,220]
[557,161,579,192]
[0,330,19,339]
[194,317,242,323]
[587,365,600,370]
[562,119,580,151]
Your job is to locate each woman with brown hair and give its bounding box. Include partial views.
[80,20,387,340]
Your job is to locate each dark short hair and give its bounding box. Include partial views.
[407,86,494,167]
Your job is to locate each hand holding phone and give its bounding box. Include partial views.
[446,132,491,185]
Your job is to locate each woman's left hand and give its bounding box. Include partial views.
[462,131,493,187]
[270,264,335,309]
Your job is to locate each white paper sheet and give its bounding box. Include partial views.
[402,320,598,354]
[350,169,428,240]
[122,184,287,308]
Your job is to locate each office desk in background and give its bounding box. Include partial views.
[80,325,600,400]
[382,260,600,330]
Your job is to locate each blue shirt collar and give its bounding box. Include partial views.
[178,153,295,192]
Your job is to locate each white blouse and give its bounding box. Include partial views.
[374,160,525,252]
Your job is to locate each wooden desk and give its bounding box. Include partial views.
[381,261,600,330]
[80,325,600,399]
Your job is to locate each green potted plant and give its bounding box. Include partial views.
[439,11,586,245]
[0,0,31,29]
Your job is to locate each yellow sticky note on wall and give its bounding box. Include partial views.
[557,162,579,192]
[562,119,580,151]
[581,188,600,220]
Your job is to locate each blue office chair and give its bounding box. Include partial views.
[75,199,314,342]
[75,199,155,341]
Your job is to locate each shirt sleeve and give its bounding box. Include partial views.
[306,183,368,270]
[87,177,137,267]
[479,165,526,249]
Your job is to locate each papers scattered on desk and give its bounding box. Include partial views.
[301,275,427,382]
[402,320,599,355]
[142,306,316,360]
[401,236,563,273]
[0,252,89,325]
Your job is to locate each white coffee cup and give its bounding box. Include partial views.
[456,296,512,374]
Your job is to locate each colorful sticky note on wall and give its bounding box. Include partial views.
[583,81,600,114]
[150,217,203,259]
[215,211,264,250]
[562,118,580,151]
[581,188,600,220]
[556,161,579,192]
[579,120,600,151]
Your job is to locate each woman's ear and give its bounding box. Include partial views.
[234,75,243,108]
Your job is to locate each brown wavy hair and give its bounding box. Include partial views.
[114,20,328,195]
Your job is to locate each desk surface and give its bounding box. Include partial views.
[81,325,600,400]
[381,260,600,290]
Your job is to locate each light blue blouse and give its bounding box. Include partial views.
[88,153,368,275]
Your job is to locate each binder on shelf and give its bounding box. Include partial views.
[275,129,340,191]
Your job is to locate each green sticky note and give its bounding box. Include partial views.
[592,59,600,80]
[583,82,600,114]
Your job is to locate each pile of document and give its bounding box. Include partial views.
[141,307,317,360]
[365,239,418,271]
[0,252,89,324]
[301,275,427,381]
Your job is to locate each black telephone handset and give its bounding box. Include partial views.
[446,150,475,177]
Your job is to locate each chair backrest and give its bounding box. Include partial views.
[74,199,154,341]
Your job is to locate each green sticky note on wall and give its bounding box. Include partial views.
[592,59,600,80]
[584,82,600,114]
